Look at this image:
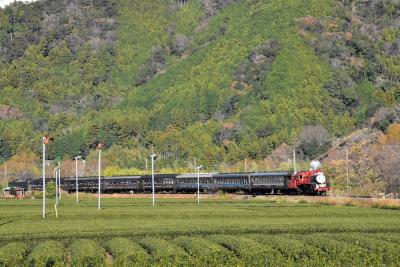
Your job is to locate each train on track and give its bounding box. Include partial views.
[10,167,329,196]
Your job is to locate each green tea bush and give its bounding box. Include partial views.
[330,233,400,265]
[70,239,105,267]
[173,236,240,266]
[369,233,400,245]
[0,242,29,267]
[27,240,65,267]
[105,238,149,267]
[139,237,193,266]
[209,234,288,266]
[250,234,330,266]
[300,233,380,266]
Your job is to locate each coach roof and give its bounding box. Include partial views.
[251,171,292,177]
[213,173,251,178]
[140,174,177,179]
[176,173,216,179]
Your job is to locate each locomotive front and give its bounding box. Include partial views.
[313,171,328,195]
[310,160,329,195]
[288,161,330,195]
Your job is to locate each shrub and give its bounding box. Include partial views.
[210,235,288,266]
[46,181,56,199]
[330,233,400,265]
[173,236,240,266]
[70,239,105,267]
[139,237,193,266]
[105,238,149,266]
[0,242,29,266]
[249,234,330,265]
[27,240,65,267]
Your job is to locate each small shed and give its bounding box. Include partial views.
[3,186,25,198]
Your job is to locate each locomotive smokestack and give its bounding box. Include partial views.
[310,160,321,170]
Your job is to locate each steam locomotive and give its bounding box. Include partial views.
[10,165,329,196]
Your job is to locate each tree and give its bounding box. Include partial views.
[298,125,331,158]
[2,152,40,181]
[46,181,55,198]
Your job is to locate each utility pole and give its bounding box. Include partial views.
[43,141,46,219]
[244,158,247,172]
[196,165,202,205]
[385,145,400,160]
[83,160,86,177]
[58,161,61,200]
[98,149,102,210]
[4,162,7,187]
[150,154,157,206]
[96,141,104,210]
[42,135,49,219]
[293,149,296,173]
[54,167,58,206]
[75,156,83,203]
[76,157,78,203]
[346,147,349,196]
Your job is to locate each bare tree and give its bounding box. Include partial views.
[298,125,331,158]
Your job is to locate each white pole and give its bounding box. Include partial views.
[54,168,58,206]
[75,157,79,203]
[42,143,46,219]
[244,158,247,172]
[98,149,101,210]
[151,156,155,207]
[57,168,59,203]
[197,168,200,205]
[346,147,349,195]
[57,168,59,204]
[58,162,61,200]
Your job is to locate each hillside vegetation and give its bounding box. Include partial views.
[0,0,399,181]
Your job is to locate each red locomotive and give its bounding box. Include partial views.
[288,161,329,195]
[288,170,328,195]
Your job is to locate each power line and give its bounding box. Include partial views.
[384,145,400,160]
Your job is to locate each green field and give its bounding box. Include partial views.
[0,196,400,266]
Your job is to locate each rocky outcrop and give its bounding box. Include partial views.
[203,0,235,16]
[0,105,23,120]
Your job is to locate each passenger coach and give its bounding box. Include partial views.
[175,173,215,193]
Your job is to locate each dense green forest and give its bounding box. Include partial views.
[0,0,399,173]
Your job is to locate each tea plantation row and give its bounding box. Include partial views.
[1,233,400,266]
[0,197,399,266]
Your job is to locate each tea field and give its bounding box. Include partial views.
[0,196,400,266]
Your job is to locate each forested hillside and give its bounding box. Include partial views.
[0,0,399,178]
